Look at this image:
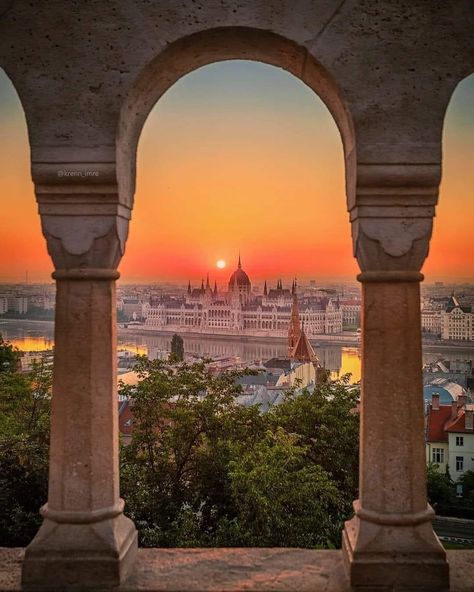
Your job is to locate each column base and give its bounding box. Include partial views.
[342,512,449,592]
[21,508,137,590]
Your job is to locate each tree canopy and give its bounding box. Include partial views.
[119,357,359,548]
[0,334,20,373]
[0,346,363,549]
[0,357,51,545]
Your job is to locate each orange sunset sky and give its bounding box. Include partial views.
[0,62,473,284]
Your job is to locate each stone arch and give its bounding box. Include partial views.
[0,67,47,277]
[439,71,474,186]
[117,27,355,212]
[425,72,474,278]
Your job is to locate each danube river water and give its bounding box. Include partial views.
[1,319,474,384]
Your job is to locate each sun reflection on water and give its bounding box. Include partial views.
[331,347,361,383]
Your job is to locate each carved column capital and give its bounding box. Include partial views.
[32,160,130,274]
[350,163,440,280]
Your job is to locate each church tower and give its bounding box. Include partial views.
[288,286,301,356]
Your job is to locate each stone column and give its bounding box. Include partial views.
[342,164,449,591]
[22,157,137,589]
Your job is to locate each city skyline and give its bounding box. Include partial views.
[0,62,473,283]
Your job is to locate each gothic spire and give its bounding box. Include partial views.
[201,278,204,291]
[187,280,191,295]
[238,251,242,269]
[263,280,268,296]
[288,287,301,357]
[214,280,217,296]
[206,272,210,289]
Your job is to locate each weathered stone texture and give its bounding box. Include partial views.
[2,548,474,592]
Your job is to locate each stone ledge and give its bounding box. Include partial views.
[1,548,473,592]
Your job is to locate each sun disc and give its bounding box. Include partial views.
[216,259,226,269]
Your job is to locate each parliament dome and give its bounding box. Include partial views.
[228,255,251,290]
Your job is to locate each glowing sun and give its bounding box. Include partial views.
[216,259,226,269]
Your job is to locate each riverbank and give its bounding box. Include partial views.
[0,318,54,326]
[1,318,473,352]
[118,326,361,347]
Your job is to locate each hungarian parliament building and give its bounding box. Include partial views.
[143,256,343,338]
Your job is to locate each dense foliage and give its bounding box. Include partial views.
[427,463,455,507]
[0,336,51,545]
[119,357,359,548]
[427,464,474,519]
[0,338,362,548]
[0,335,20,373]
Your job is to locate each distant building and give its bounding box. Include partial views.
[426,394,474,486]
[421,306,442,336]
[441,296,473,342]
[120,298,145,320]
[7,296,28,314]
[144,256,342,337]
[19,350,54,372]
[0,296,7,315]
[29,293,55,310]
[340,299,361,329]
[423,358,474,391]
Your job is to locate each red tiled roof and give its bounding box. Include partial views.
[291,330,318,363]
[426,405,452,442]
[445,410,473,434]
[427,403,474,441]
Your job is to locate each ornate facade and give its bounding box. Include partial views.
[144,257,343,337]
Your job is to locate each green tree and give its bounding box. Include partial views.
[268,375,360,502]
[426,463,454,508]
[120,357,265,546]
[0,360,51,545]
[0,335,20,373]
[226,428,347,547]
[459,470,474,503]
[0,352,361,549]
[170,334,184,362]
[120,358,358,548]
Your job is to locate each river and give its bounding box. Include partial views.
[1,319,473,384]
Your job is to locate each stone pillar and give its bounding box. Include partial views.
[342,164,449,591]
[22,157,137,589]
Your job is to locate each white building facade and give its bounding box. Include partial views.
[421,308,442,336]
[441,296,473,342]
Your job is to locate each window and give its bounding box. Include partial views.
[456,436,464,446]
[432,448,444,464]
[456,456,464,472]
